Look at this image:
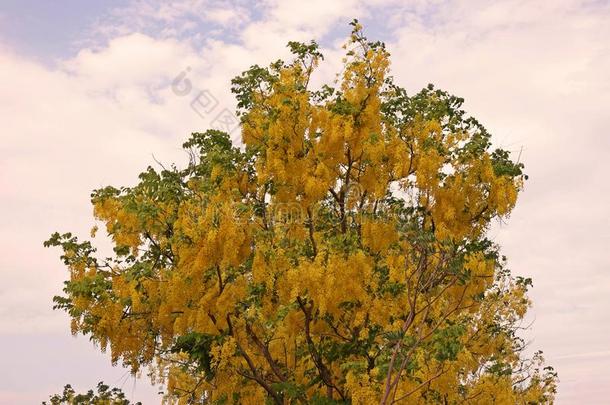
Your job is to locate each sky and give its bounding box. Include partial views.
[0,0,608,403]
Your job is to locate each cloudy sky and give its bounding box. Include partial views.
[0,0,608,403]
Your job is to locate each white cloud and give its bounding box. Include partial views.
[381,1,610,401]
[86,0,254,45]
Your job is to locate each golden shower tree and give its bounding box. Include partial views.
[45,22,556,404]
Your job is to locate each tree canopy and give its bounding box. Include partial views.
[45,22,556,404]
[43,382,139,405]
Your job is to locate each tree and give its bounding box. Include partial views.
[45,22,557,404]
[43,382,140,405]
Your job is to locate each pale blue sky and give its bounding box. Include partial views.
[0,0,121,60]
[1,1,609,404]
